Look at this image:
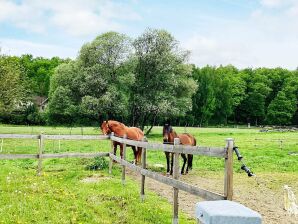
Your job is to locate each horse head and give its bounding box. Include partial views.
[101,120,111,135]
[163,124,174,143]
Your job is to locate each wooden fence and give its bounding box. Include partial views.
[0,133,234,224]
[109,133,234,224]
[0,134,109,175]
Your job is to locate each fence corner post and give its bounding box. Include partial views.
[37,132,44,176]
[140,136,147,202]
[122,134,127,185]
[173,137,180,224]
[224,138,234,200]
[109,132,114,175]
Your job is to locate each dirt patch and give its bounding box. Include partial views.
[127,169,298,224]
[81,174,111,183]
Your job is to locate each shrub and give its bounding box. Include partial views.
[85,157,109,170]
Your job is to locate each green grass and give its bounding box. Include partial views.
[0,158,193,224]
[0,125,196,224]
[0,124,297,223]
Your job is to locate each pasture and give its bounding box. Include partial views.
[0,124,297,223]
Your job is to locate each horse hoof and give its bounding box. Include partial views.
[166,172,170,177]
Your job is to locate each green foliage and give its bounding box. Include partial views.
[0,55,29,114]
[266,75,298,125]
[48,32,134,125]
[1,30,298,127]
[266,91,296,124]
[85,157,109,170]
[131,29,197,129]
[19,54,67,97]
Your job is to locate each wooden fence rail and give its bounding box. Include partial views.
[0,134,110,175]
[109,132,234,224]
[110,135,226,157]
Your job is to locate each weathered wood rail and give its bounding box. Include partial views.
[0,134,110,175]
[109,133,234,224]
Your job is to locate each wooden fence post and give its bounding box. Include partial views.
[279,140,283,150]
[224,138,234,200]
[58,133,61,151]
[140,137,147,202]
[122,135,127,185]
[109,132,114,175]
[0,139,3,153]
[173,137,180,224]
[37,133,44,176]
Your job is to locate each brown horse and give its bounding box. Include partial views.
[101,120,144,164]
[163,124,196,175]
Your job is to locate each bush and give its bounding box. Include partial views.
[85,157,109,170]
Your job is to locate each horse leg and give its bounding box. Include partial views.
[113,141,118,162]
[137,147,142,164]
[165,152,170,175]
[120,143,124,159]
[181,153,187,175]
[170,153,174,175]
[131,146,137,164]
[186,154,193,173]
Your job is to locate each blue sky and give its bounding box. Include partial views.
[0,0,298,69]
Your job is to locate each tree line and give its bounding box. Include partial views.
[1,29,297,131]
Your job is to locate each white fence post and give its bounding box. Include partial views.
[122,134,127,185]
[109,132,115,175]
[37,133,44,176]
[173,137,180,224]
[224,138,234,200]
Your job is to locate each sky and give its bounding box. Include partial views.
[0,0,298,69]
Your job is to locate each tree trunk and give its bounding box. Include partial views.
[145,113,158,135]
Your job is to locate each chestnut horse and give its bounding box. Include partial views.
[163,124,196,175]
[101,120,144,164]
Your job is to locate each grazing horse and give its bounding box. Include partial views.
[163,124,196,175]
[101,120,144,164]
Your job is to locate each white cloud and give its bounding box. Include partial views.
[182,35,257,68]
[260,0,284,7]
[0,0,141,37]
[0,38,77,58]
[180,1,298,69]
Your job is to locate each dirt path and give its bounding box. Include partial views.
[127,170,298,224]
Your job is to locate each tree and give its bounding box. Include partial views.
[267,75,298,125]
[48,32,134,125]
[130,29,197,132]
[238,68,272,125]
[47,61,81,124]
[0,55,28,115]
[266,92,296,125]
[191,66,217,126]
[20,54,67,97]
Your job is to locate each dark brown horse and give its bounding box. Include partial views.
[101,120,144,164]
[163,124,196,175]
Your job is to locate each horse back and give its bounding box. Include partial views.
[126,127,144,141]
[178,133,196,146]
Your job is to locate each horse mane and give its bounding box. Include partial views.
[108,120,126,129]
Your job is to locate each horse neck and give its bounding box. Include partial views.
[108,120,126,135]
[169,131,178,143]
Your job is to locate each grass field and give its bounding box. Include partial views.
[0,124,297,223]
